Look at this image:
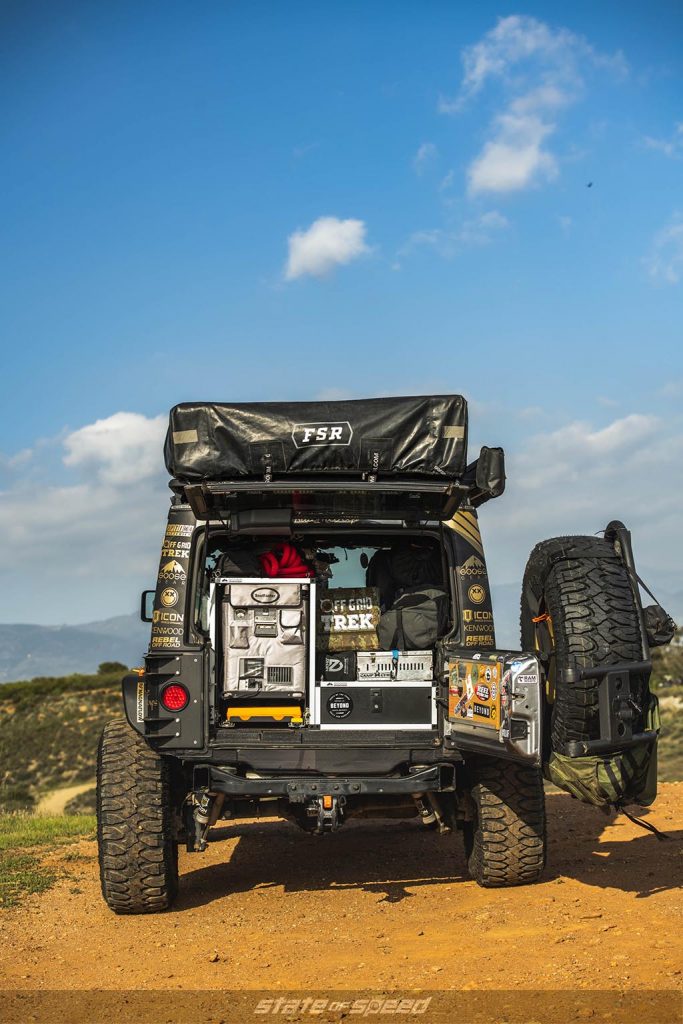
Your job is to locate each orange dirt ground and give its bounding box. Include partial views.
[1,784,681,1023]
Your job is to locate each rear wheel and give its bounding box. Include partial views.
[463,757,546,888]
[97,718,179,914]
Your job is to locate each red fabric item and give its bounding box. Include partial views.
[259,543,314,578]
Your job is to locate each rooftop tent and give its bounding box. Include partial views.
[165,395,468,483]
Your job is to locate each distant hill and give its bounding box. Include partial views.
[0,614,150,683]
[0,574,678,684]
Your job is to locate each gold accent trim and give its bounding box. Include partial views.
[173,429,199,444]
[446,510,484,557]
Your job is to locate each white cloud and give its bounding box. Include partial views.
[438,170,455,191]
[482,411,683,636]
[441,15,627,195]
[642,122,683,159]
[63,411,167,485]
[2,407,682,635]
[660,378,683,398]
[468,113,558,194]
[458,209,510,244]
[284,216,369,280]
[413,142,438,174]
[448,14,626,107]
[398,210,509,261]
[0,447,33,470]
[0,412,169,623]
[645,214,683,284]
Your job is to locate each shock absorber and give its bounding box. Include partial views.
[412,794,438,828]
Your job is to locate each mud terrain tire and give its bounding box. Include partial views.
[97,718,179,914]
[520,535,645,750]
[464,758,546,888]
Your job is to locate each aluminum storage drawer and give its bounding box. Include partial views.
[318,682,436,730]
[356,651,433,682]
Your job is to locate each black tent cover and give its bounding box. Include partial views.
[165,396,468,482]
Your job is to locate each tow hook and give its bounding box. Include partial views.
[308,794,345,834]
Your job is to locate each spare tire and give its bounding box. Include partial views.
[520,535,647,753]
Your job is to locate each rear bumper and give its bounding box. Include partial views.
[196,763,453,801]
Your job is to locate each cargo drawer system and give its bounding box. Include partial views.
[316,682,436,730]
[211,577,438,730]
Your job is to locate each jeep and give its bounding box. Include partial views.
[96,396,667,912]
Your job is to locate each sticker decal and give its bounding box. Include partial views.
[458,555,487,577]
[468,583,486,604]
[327,692,353,719]
[251,587,280,604]
[158,559,187,582]
[448,658,502,728]
[136,680,145,723]
[292,421,353,448]
[160,587,179,608]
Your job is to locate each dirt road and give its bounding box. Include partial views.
[1,785,681,1022]
[34,781,95,817]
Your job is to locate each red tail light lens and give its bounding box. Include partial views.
[161,683,189,712]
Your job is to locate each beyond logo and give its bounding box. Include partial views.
[292,421,353,448]
[251,587,279,604]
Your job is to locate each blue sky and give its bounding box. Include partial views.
[1,1,682,636]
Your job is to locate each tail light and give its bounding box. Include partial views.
[161,683,190,712]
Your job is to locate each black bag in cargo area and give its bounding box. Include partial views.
[215,547,263,578]
[367,542,443,610]
[377,586,449,650]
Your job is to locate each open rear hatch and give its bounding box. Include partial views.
[165,395,504,520]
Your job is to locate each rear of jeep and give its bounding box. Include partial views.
[97,396,667,913]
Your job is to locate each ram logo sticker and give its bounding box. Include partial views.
[292,421,353,448]
[251,587,280,604]
[468,583,486,605]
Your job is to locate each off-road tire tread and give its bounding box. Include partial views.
[465,758,546,888]
[520,535,645,749]
[97,718,178,914]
